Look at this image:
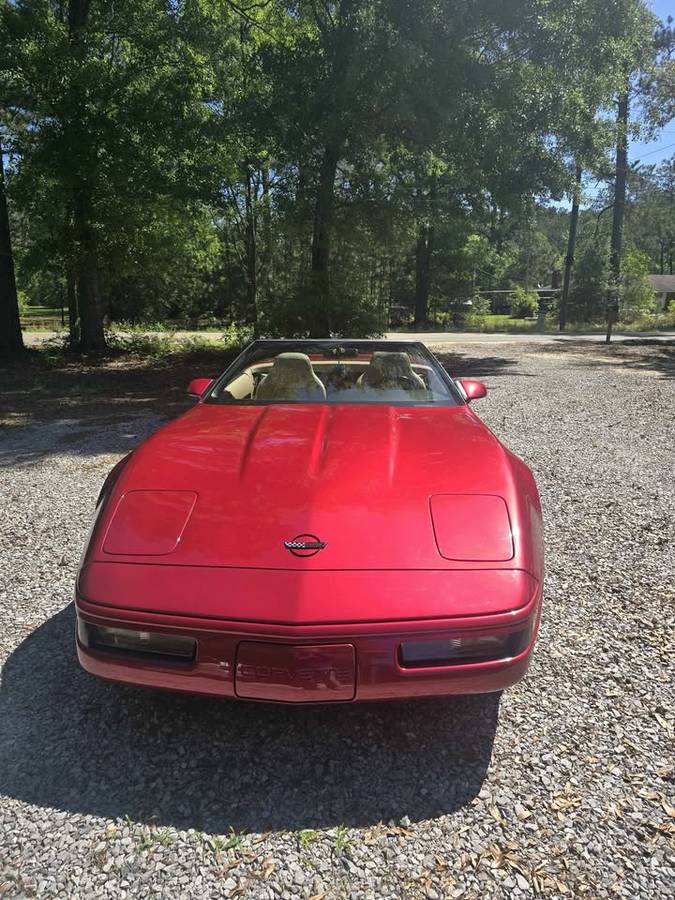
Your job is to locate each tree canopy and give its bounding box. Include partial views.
[0,0,672,351]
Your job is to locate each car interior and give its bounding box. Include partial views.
[218,350,449,403]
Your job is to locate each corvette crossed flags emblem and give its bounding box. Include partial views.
[283,534,327,557]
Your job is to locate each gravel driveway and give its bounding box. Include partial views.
[1,340,673,899]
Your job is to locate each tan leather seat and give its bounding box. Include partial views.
[359,352,426,391]
[255,352,326,401]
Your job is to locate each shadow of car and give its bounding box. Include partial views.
[0,605,500,832]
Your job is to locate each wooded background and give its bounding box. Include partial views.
[1,0,674,352]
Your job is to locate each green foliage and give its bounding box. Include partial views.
[298,829,320,850]
[626,160,675,276]
[569,237,609,323]
[103,202,221,323]
[468,293,491,317]
[510,288,540,319]
[332,825,353,856]
[462,313,540,333]
[620,247,656,319]
[1,0,671,345]
[262,280,385,338]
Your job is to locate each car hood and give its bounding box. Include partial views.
[91,403,534,572]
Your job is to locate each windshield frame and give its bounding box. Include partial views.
[202,339,465,407]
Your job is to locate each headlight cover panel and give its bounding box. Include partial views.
[430,494,514,562]
[103,490,197,556]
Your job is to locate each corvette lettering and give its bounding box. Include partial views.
[237,664,352,682]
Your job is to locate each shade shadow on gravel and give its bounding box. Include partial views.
[0,605,500,833]
[0,345,236,430]
[540,338,675,379]
[0,414,166,469]
[435,352,533,380]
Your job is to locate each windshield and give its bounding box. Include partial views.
[207,341,461,406]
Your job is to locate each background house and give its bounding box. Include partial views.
[649,275,675,312]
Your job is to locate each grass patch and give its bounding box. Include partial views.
[470,314,540,332]
[21,305,62,318]
[204,828,246,856]
[562,311,675,333]
[134,830,154,854]
[110,318,234,334]
[398,309,675,334]
[298,829,321,849]
[332,825,353,855]
[156,829,175,847]
[21,328,244,367]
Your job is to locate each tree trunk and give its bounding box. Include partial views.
[414,223,434,327]
[244,164,258,337]
[559,165,582,332]
[73,187,105,351]
[69,0,105,352]
[306,0,355,337]
[309,140,341,336]
[606,91,629,344]
[67,262,79,347]
[0,138,24,354]
[260,162,272,318]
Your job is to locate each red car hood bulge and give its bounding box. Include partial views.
[91,403,535,573]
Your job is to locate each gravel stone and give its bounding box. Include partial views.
[1,340,674,899]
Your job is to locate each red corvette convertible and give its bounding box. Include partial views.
[76,340,543,703]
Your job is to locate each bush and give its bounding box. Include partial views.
[620,248,656,322]
[460,293,491,329]
[468,293,491,316]
[510,287,539,318]
[444,297,480,328]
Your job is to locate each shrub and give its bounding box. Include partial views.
[469,293,491,316]
[620,248,656,321]
[510,287,539,318]
[444,297,480,328]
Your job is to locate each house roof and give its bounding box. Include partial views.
[649,274,675,292]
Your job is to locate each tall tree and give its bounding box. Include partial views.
[2,0,240,348]
[66,0,105,350]
[560,165,582,332]
[606,91,629,343]
[604,6,673,341]
[2,0,669,342]
[628,157,675,274]
[0,134,23,353]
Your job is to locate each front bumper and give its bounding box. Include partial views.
[75,586,541,702]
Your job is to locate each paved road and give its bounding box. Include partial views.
[390,329,675,344]
[21,328,675,347]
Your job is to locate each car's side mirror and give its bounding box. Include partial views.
[458,379,487,402]
[187,377,214,399]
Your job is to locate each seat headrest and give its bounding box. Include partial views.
[255,352,326,401]
[368,352,415,379]
[272,352,315,374]
[361,351,425,388]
